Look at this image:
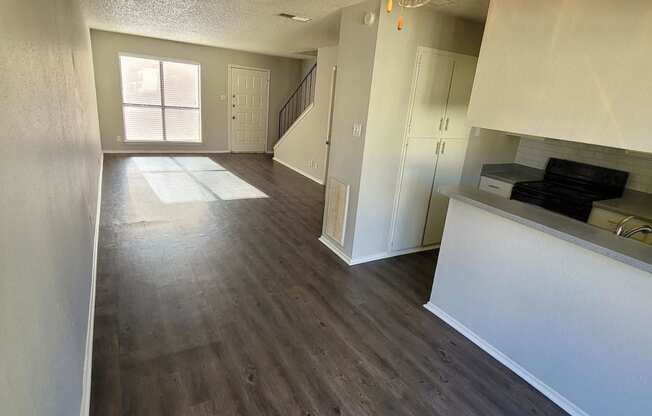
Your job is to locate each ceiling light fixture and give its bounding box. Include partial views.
[278,13,312,23]
[386,0,434,31]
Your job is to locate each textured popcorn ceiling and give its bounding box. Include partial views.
[81,0,365,58]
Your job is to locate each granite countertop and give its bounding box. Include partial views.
[442,185,652,274]
[593,189,652,223]
[480,163,544,184]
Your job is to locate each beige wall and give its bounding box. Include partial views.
[323,0,381,257]
[301,57,317,77]
[274,47,338,184]
[346,3,485,259]
[91,30,303,152]
[468,0,652,153]
[0,0,102,415]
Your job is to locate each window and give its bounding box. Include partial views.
[120,55,201,142]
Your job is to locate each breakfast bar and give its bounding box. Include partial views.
[426,186,652,416]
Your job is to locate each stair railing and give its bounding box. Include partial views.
[278,63,317,139]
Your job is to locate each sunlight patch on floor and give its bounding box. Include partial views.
[192,171,269,200]
[173,157,225,171]
[133,157,183,172]
[133,156,268,203]
[143,172,216,204]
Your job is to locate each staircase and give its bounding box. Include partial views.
[278,63,317,139]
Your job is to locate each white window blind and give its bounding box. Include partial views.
[120,55,201,142]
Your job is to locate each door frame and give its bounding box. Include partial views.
[323,64,338,186]
[228,64,271,153]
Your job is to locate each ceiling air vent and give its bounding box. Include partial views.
[278,13,312,22]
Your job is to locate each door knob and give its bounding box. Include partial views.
[232,116,236,120]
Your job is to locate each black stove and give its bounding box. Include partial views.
[511,158,629,222]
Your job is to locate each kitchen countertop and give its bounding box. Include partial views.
[442,185,652,273]
[593,189,652,223]
[480,163,544,184]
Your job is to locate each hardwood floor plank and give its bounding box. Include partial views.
[90,154,568,416]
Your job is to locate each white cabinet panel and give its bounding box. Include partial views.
[393,138,439,251]
[442,56,477,139]
[392,47,476,252]
[423,139,469,245]
[479,176,514,198]
[408,53,454,139]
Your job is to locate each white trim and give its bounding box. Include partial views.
[350,245,438,265]
[423,302,590,416]
[273,157,324,185]
[273,103,314,150]
[228,64,271,153]
[387,47,429,251]
[319,235,353,265]
[319,235,438,266]
[101,150,230,154]
[80,154,104,416]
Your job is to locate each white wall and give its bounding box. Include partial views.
[468,0,652,153]
[349,5,485,259]
[515,137,652,193]
[273,47,338,184]
[460,128,521,188]
[0,0,102,415]
[429,199,652,416]
[91,30,303,153]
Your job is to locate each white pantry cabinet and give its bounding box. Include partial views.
[392,48,476,251]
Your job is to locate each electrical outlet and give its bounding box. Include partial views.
[117,135,123,142]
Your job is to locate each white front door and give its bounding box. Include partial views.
[229,66,269,152]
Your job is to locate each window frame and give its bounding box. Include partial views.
[118,53,202,144]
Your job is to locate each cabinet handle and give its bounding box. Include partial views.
[488,184,500,189]
[435,142,440,155]
[438,118,443,131]
[444,117,450,131]
[441,141,446,155]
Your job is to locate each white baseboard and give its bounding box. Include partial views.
[423,302,589,416]
[273,157,324,185]
[102,150,230,154]
[318,236,437,266]
[349,245,438,265]
[319,236,353,264]
[80,154,104,416]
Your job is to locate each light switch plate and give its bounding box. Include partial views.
[352,122,363,137]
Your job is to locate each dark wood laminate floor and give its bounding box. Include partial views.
[91,154,568,416]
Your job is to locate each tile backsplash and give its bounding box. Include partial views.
[515,137,652,193]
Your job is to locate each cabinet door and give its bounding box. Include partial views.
[442,56,478,139]
[423,139,469,245]
[392,138,439,251]
[408,52,454,138]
